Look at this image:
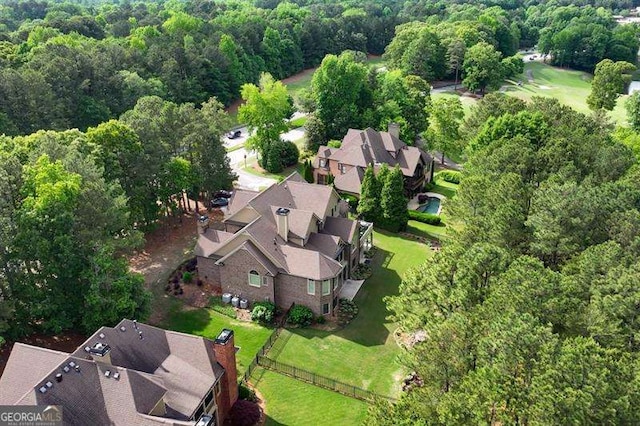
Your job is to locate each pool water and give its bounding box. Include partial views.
[416,197,441,214]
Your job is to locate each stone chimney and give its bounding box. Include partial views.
[275,208,290,242]
[197,215,209,234]
[388,122,400,139]
[213,329,238,422]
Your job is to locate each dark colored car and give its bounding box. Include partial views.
[214,190,233,198]
[210,198,229,208]
[227,130,242,139]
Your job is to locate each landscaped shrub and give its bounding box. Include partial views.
[364,247,377,259]
[251,301,276,324]
[438,170,461,184]
[281,141,299,167]
[287,304,314,326]
[238,383,257,402]
[229,399,261,426]
[352,264,372,280]
[316,315,326,324]
[337,299,359,325]
[342,194,359,210]
[210,297,237,318]
[408,210,442,225]
[423,182,435,192]
[182,271,193,283]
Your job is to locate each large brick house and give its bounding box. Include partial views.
[313,124,434,196]
[0,319,239,426]
[195,172,374,316]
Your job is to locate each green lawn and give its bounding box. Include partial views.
[252,368,369,426]
[162,302,273,377]
[406,220,448,241]
[504,61,628,125]
[267,229,431,397]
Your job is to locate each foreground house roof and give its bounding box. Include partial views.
[0,319,225,426]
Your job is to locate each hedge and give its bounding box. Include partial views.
[408,210,442,225]
[438,170,461,184]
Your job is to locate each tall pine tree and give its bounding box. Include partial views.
[357,165,381,223]
[381,165,408,232]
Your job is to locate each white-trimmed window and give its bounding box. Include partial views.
[307,279,315,295]
[322,279,331,295]
[320,158,327,167]
[248,270,261,287]
[322,303,330,314]
[333,276,339,290]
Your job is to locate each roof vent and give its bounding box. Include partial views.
[63,366,70,373]
[89,342,111,357]
[138,330,143,340]
[120,326,126,332]
[84,346,91,353]
[133,320,138,330]
[105,370,111,378]
[275,207,290,216]
[99,333,105,339]
[69,361,76,368]
[55,373,62,383]
[45,381,53,389]
[113,372,120,380]
[215,329,234,345]
[38,387,47,394]
[74,365,81,373]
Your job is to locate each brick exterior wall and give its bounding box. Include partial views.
[274,274,339,316]
[197,256,221,286]
[218,248,275,304]
[212,332,238,424]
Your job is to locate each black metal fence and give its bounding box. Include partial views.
[241,327,281,383]
[256,356,396,403]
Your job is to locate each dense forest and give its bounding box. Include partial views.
[0,0,638,135]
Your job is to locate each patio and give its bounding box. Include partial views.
[340,279,366,301]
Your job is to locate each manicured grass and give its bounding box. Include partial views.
[225,143,245,153]
[430,178,458,199]
[504,61,628,125]
[162,302,273,376]
[252,368,369,426]
[288,115,308,128]
[267,229,431,397]
[431,91,478,116]
[406,220,448,241]
[242,162,302,181]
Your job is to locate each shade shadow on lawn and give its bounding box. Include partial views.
[288,244,397,347]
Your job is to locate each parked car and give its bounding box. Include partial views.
[214,190,233,198]
[226,130,242,139]
[210,198,229,208]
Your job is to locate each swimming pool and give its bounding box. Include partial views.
[416,197,441,215]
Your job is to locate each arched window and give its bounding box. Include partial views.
[248,270,261,287]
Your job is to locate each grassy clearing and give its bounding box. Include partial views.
[406,220,448,241]
[288,115,308,128]
[252,368,369,426]
[267,229,431,397]
[162,302,273,376]
[431,91,478,116]
[225,143,245,153]
[504,61,627,125]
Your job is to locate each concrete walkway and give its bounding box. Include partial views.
[340,279,365,301]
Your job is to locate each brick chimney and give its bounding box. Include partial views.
[388,122,400,139]
[213,329,238,422]
[197,215,210,234]
[86,341,112,364]
[275,208,290,242]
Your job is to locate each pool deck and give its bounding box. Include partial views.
[408,192,445,215]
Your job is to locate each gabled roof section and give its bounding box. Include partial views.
[333,166,364,195]
[195,228,235,257]
[227,189,260,215]
[306,233,341,258]
[0,344,68,404]
[279,245,343,280]
[323,216,358,244]
[270,206,317,239]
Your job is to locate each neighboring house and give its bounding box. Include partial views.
[629,81,640,95]
[195,172,374,317]
[0,319,239,426]
[313,124,434,196]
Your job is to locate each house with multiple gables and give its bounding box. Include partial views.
[313,124,434,196]
[0,319,239,426]
[195,172,373,317]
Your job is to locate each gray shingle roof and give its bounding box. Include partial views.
[195,229,235,257]
[0,320,225,426]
